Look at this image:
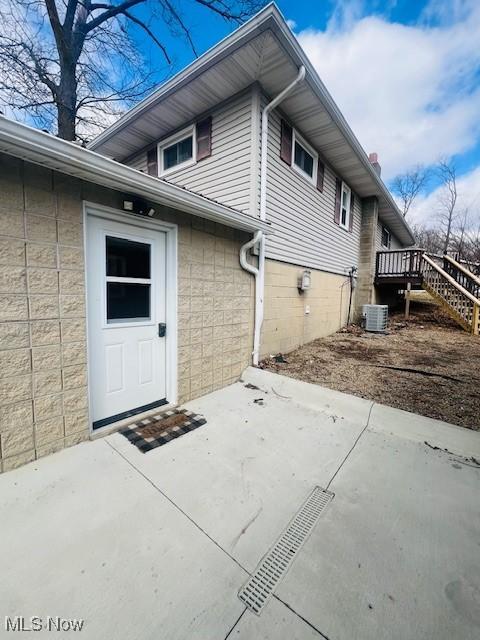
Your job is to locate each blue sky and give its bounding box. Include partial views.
[131,0,480,226]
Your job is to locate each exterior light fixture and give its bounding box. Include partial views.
[298,269,311,291]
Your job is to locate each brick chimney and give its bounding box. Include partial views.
[368,152,381,177]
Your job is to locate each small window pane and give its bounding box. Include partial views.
[178,137,193,163]
[163,135,193,170]
[294,142,314,178]
[382,227,391,247]
[163,144,178,170]
[107,283,150,323]
[106,237,150,278]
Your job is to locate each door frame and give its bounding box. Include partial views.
[83,202,178,434]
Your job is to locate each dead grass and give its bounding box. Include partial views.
[260,298,480,431]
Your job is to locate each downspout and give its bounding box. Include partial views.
[240,66,306,365]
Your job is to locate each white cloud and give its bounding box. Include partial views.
[297,2,480,181]
[408,165,480,229]
[286,18,297,31]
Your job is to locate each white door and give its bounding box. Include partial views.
[87,213,167,429]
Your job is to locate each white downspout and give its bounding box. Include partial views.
[240,65,306,365]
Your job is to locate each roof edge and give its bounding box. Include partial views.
[87,2,414,245]
[88,2,279,153]
[0,116,271,235]
[264,8,416,245]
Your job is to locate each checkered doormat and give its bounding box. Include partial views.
[119,409,207,453]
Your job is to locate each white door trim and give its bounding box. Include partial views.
[83,202,178,434]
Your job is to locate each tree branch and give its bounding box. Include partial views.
[64,0,79,33]
[194,0,247,22]
[160,0,198,56]
[83,0,144,33]
[122,10,171,63]
[44,0,70,58]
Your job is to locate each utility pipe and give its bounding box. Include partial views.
[240,66,306,365]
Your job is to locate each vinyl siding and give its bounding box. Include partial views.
[376,221,402,251]
[124,91,253,214]
[264,107,361,275]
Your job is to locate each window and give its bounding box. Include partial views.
[159,126,196,176]
[105,236,152,324]
[294,141,314,178]
[381,225,391,248]
[340,182,351,229]
[292,130,318,184]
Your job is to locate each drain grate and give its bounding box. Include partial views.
[238,487,334,615]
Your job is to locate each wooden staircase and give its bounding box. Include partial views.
[375,248,480,335]
[420,255,480,335]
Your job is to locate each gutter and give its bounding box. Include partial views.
[0,116,271,235]
[240,65,306,366]
[88,2,413,244]
[267,7,416,246]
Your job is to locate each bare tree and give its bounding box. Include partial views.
[391,165,429,217]
[411,223,443,254]
[0,0,264,141]
[452,207,470,259]
[436,159,458,255]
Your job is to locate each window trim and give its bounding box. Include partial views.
[291,129,318,185]
[339,182,352,230]
[158,124,196,177]
[381,225,391,248]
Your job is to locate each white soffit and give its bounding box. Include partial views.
[88,3,414,245]
[0,116,271,235]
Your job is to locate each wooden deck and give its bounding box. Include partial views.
[374,250,480,335]
[375,249,425,286]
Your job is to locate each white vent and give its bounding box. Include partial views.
[362,304,388,332]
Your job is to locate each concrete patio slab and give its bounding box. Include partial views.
[232,596,321,639]
[1,367,479,639]
[108,369,371,573]
[0,439,246,639]
[276,425,480,640]
[369,402,480,459]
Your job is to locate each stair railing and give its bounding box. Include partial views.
[442,255,480,299]
[422,254,480,335]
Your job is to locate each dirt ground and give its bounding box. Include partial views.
[260,296,480,431]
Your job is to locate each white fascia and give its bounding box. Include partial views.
[0,116,271,235]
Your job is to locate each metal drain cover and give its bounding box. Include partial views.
[238,486,334,615]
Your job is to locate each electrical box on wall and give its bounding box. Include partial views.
[298,270,311,291]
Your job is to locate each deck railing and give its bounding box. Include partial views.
[375,249,424,280]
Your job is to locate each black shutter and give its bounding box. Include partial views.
[196,116,212,160]
[316,160,325,192]
[349,193,354,232]
[147,148,158,176]
[280,119,293,165]
[334,178,342,224]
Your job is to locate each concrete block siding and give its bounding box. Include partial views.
[0,153,254,472]
[355,196,378,316]
[261,259,352,358]
[176,219,254,403]
[0,155,89,472]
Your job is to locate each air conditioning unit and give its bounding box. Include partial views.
[362,304,388,332]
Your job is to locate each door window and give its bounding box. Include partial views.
[105,236,152,324]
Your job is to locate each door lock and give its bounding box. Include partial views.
[158,323,166,337]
